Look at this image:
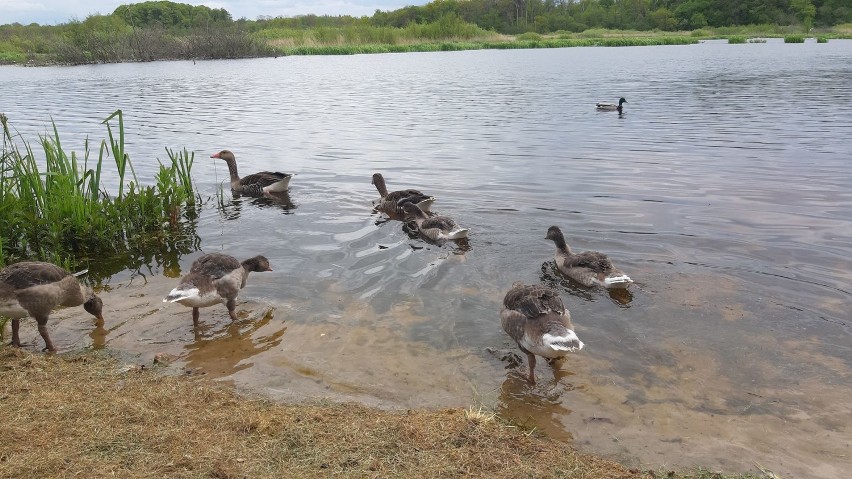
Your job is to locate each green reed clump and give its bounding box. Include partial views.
[784,35,806,43]
[748,38,767,43]
[516,32,543,41]
[727,36,747,44]
[0,110,198,270]
[816,36,828,43]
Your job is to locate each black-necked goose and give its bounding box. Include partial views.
[163,253,272,326]
[500,282,583,384]
[372,173,435,217]
[401,202,469,242]
[212,150,292,195]
[545,225,632,289]
[0,261,104,352]
[596,97,627,113]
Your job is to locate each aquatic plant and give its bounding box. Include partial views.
[816,36,828,43]
[784,35,806,43]
[0,110,199,275]
[727,36,747,44]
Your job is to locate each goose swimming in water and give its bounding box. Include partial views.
[596,97,627,113]
[164,253,272,326]
[0,261,104,352]
[401,203,469,242]
[545,225,632,289]
[500,282,584,384]
[372,173,435,217]
[212,150,293,195]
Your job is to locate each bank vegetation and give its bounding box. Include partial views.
[1,1,850,65]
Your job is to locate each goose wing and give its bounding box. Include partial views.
[190,253,241,280]
[240,171,291,188]
[503,284,565,318]
[420,215,457,232]
[0,262,70,290]
[564,251,614,273]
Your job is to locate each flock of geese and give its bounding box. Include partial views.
[1,138,633,384]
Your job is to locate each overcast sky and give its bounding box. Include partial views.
[0,0,422,26]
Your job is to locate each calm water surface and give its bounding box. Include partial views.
[3,39,851,478]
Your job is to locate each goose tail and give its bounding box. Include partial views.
[163,287,199,303]
[416,196,436,213]
[263,175,292,194]
[446,227,469,240]
[604,274,633,288]
[542,332,584,352]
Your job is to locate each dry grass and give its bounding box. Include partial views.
[0,348,765,479]
[0,348,647,478]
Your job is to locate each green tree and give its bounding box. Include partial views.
[790,0,816,32]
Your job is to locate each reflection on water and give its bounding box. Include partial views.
[184,308,286,378]
[2,40,851,479]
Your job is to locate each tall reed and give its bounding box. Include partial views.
[0,110,199,276]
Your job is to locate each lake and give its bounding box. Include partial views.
[2,38,851,478]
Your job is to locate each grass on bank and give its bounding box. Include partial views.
[0,111,199,274]
[0,348,768,479]
[3,21,851,65]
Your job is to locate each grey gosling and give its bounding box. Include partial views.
[163,253,272,326]
[545,225,632,288]
[401,202,469,242]
[0,261,104,352]
[500,282,584,384]
[372,172,435,217]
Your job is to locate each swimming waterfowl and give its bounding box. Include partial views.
[212,150,292,195]
[596,97,627,113]
[545,225,632,289]
[163,253,272,326]
[372,173,435,217]
[401,203,469,242]
[500,282,584,384]
[0,261,104,352]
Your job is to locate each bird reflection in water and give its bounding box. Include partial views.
[217,191,296,221]
[183,307,286,379]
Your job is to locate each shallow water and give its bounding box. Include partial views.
[3,39,851,478]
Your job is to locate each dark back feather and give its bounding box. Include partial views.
[503,283,565,318]
[565,251,614,273]
[190,253,241,280]
[0,262,71,290]
[421,216,457,231]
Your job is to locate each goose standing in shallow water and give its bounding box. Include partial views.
[545,226,632,289]
[596,97,627,113]
[212,150,293,195]
[500,282,583,384]
[0,261,104,352]
[401,203,469,242]
[164,253,272,326]
[372,173,435,217]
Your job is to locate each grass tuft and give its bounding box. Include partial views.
[0,111,199,275]
[784,35,806,43]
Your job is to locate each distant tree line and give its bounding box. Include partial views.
[0,0,848,65]
[367,0,849,33]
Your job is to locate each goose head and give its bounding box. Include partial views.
[211,150,236,163]
[242,255,273,273]
[83,293,104,322]
[371,173,388,196]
